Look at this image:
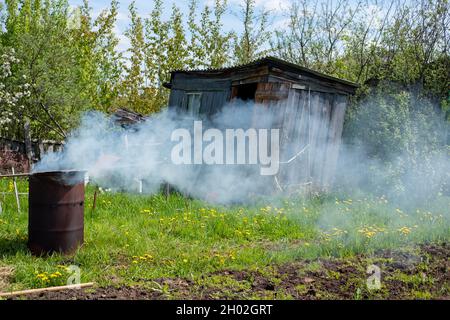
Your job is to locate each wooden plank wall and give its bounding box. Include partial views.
[169,75,231,116]
[274,89,348,191]
[168,89,185,109]
[201,90,231,116]
[168,77,349,193]
[322,94,348,188]
[168,89,231,116]
[277,89,309,187]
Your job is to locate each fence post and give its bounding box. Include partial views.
[11,167,20,214]
[24,119,33,171]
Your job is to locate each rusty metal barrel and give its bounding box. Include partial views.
[28,170,86,256]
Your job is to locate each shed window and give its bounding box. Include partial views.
[233,83,258,101]
[186,93,202,116]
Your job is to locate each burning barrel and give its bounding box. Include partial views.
[28,170,86,255]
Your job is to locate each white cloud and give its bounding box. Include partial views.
[228,0,289,12]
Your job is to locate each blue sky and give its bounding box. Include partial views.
[68,0,290,53]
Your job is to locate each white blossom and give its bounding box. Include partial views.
[0,48,31,132]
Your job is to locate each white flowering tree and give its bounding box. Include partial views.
[0,48,31,135]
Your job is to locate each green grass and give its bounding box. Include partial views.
[0,178,449,296]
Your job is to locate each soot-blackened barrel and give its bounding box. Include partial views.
[28,170,85,255]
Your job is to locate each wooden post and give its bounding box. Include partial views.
[164,183,170,199]
[38,142,45,159]
[91,187,99,216]
[24,118,33,171]
[11,167,20,214]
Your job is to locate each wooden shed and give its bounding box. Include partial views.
[164,57,358,192]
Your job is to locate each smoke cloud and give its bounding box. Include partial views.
[33,90,449,210]
[34,101,291,204]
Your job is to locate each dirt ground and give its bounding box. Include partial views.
[10,243,450,300]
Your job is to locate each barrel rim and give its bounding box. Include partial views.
[30,170,87,187]
[31,170,87,177]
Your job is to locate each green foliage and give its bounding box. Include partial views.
[0,0,123,140]
[117,0,234,114]
[343,85,449,199]
[87,0,124,112]
[120,1,146,113]
[272,0,449,109]
[141,0,190,113]
[233,0,271,64]
[188,0,234,69]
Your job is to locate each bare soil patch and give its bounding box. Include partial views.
[11,243,449,300]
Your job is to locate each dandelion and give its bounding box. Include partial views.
[57,265,70,272]
[358,226,386,239]
[398,226,412,235]
[325,227,347,237]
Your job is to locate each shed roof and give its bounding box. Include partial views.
[169,56,359,93]
[113,108,147,126]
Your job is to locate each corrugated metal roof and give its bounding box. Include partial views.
[172,56,359,88]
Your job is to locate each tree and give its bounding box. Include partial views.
[0,0,89,140]
[0,0,124,140]
[145,4,190,110]
[272,0,361,76]
[188,0,234,69]
[93,0,124,111]
[343,84,449,199]
[0,48,31,137]
[233,0,271,64]
[121,1,146,113]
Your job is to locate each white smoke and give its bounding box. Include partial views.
[34,101,292,204]
[33,90,450,208]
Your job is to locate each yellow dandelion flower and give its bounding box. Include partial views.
[398,226,412,235]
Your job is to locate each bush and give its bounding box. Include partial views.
[340,84,449,203]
